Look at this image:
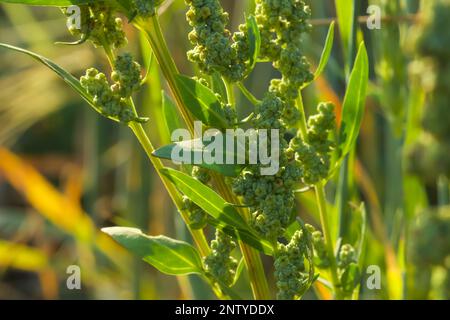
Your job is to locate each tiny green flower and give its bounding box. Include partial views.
[204,230,238,286]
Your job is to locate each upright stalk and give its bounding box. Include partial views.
[315,183,343,299]
[137,14,270,300]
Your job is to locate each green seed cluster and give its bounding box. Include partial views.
[407,0,450,181]
[185,0,248,82]
[338,244,357,269]
[253,92,290,130]
[111,53,142,97]
[255,0,313,117]
[232,93,304,240]
[305,224,330,269]
[307,224,362,298]
[63,2,127,50]
[274,230,310,300]
[182,166,210,229]
[233,101,335,241]
[80,53,142,123]
[337,244,361,297]
[204,230,238,286]
[409,208,450,267]
[133,0,165,17]
[290,102,336,185]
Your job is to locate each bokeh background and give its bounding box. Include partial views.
[0,0,447,300]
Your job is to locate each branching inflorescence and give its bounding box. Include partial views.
[184,0,338,299]
[185,0,250,82]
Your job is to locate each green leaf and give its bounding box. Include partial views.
[336,42,369,162]
[160,168,273,255]
[0,0,93,4]
[335,0,355,61]
[174,75,229,128]
[0,43,147,123]
[210,72,228,102]
[162,91,183,138]
[340,263,361,295]
[152,132,245,177]
[231,257,245,287]
[245,14,261,76]
[102,227,204,276]
[302,22,335,89]
[161,168,247,229]
[0,43,106,117]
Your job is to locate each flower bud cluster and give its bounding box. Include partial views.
[133,0,165,17]
[185,0,248,82]
[80,53,142,123]
[182,166,211,229]
[112,53,142,97]
[255,0,313,121]
[274,230,310,300]
[63,2,127,50]
[204,230,238,286]
[305,224,330,269]
[232,93,306,240]
[337,244,361,298]
[289,102,336,185]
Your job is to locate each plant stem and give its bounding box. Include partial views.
[295,94,309,140]
[220,79,271,300]
[296,93,342,299]
[128,111,211,259]
[136,15,194,133]
[314,183,343,299]
[237,82,260,105]
[224,78,236,107]
[137,13,270,300]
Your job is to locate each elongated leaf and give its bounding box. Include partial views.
[0,0,93,4]
[335,0,354,60]
[160,168,273,255]
[231,257,245,287]
[210,72,228,102]
[102,227,203,275]
[0,43,121,122]
[337,42,369,161]
[0,43,148,123]
[153,131,245,177]
[175,75,229,128]
[245,14,261,75]
[161,168,247,229]
[302,22,335,89]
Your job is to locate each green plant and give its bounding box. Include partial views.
[0,0,371,300]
